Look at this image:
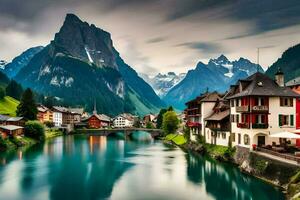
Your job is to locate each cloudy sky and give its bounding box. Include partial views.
[1,0,300,75]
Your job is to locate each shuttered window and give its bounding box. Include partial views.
[279,114,282,126]
[290,115,294,126]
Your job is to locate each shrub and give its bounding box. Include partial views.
[24,120,45,141]
[44,121,54,128]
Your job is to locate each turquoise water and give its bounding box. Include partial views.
[0,134,284,200]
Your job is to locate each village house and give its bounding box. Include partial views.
[84,106,111,129]
[0,114,25,127]
[143,114,156,127]
[226,70,299,149]
[37,105,53,123]
[0,125,24,138]
[204,98,231,146]
[185,92,221,141]
[113,113,135,128]
[52,107,63,127]
[52,106,84,127]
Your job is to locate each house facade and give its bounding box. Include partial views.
[52,106,83,127]
[52,107,63,127]
[86,114,111,129]
[113,113,135,128]
[205,99,230,146]
[227,71,299,149]
[185,92,221,141]
[37,105,53,123]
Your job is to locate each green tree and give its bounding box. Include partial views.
[162,110,179,135]
[167,106,174,111]
[5,80,23,100]
[16,88,38,120]
[0,87,5,99]
[24,121,45,141]
[156,108,167,129]
[146,122,154,129]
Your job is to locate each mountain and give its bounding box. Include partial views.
[0,60,7,70]
[0,71,9,87]
[142,72,186,97]
[1,47,43,78]
[15,14,164,116]
[266,43,300,82]
[163,55,264,110]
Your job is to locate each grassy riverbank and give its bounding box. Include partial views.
[45,128,64,139]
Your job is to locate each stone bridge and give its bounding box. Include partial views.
[77,128,163,138]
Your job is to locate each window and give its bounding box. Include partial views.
[280,98,293,107]
[231,133,236,142]
[279,114,294,126]
[222,132,226,139]
[236,99,240,107]
[238,133,241,144]
[217,132,221,138]
[244,134,250,145]
[254,97,266,106]
[255,114,266,124]
[231,99,235,107]
[236,115,240,123]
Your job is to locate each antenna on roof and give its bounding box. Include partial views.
[256,48,260,72]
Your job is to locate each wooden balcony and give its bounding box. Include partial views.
[252,123,268,129]
[251,105,268,112]
[237,122,250,129]
[236,106,249,112]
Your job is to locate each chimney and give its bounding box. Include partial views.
[275,67,284,87]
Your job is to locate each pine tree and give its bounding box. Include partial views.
[16,88,38,120]
[0,87,5,99]
[156,108,167,129]
[5,80,23,100]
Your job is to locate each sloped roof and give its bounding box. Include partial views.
[200,91,221,102]
[227,72,299,99]
[0,125,23,131]
[52,106,84,115]
[205,109,230,121]
[0,114,10,121]
[7,117,23,122]
[85,113,111,122]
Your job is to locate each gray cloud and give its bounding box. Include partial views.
[146,37,168,44]
[176,42,225,54]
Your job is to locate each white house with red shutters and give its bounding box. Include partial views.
[226,70,299,149]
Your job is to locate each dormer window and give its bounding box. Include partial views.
[257,81,263,86]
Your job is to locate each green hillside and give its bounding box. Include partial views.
[0,96,19,116]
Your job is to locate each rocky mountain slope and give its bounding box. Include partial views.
[266,43,300,82]
[14,14,164,116]
[163,55,264,110]
[1,47,43,78]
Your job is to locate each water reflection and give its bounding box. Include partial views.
[0,135,284,200]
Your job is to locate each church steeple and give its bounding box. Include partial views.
[93,100,97,114]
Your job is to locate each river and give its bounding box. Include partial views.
[0,133,284,200]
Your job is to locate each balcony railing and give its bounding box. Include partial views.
[252,123,268,129]
[237,122,250,129]
[251,105,268,112]
[236,106,249,112]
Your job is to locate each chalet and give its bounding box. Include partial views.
[37,105,53,123]
[6,117,25,127]
[185,92,221,141]
[113,113,135,128]
[226,71,299,149]
[0,125,24,138]
[85,114,111,129]
[205,99,230,146]
[0,115,24,126]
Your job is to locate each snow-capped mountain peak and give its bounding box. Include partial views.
[141,72,186,97]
